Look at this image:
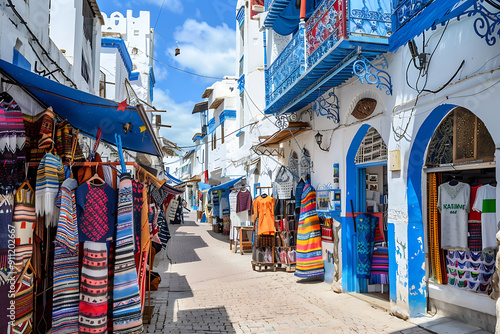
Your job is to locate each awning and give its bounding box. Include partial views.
[161,182,184,195]
[389,0,475,52]
[208,176,245,193]
[0,59,161,156]
[164,171,183,185]
[198,182,212,193]
[192,101,208,114]
[210,97,224,109]
[183,150,195,159]
[202,88,213,98]
[264,0,321,36]
[252,122,310,156]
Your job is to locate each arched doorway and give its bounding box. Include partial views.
[343,125,389,297]
[423,107,496,326]
[406,104,496,327]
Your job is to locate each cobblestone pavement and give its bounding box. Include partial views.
[145,214,432,334]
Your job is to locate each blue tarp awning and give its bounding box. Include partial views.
[389,0,475,52]
[208,176,245,193]
[0,59,161,156]
[198,182,212,193]
[265,0,320,36]
[165,171,183,185]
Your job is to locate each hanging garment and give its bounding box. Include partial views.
[171,199,183,225]
[472,184,497,251]
[113,174,143,334]
[13,182,36,277]
[468,184,482,251]
[138,187,150,312]
[23,108,55,162]
[76,181,116,243]
[295,183,324,279]
[236,188,252,213]
[79,241,108,334]
[229,190,238,213]
[102,165,115,188]
[54,120,85,163]
[12,261,34,333]
[0,186,14,284]
[36,152,64,227]
[132,180,144,255]
[252,195,276,236]
[0,94,26,186]
[150,207,161,246]
[157,212,171,249]
[355,213,378,278]
[212,191,220,217]
[220,190,230,217]
[275,166,294,199]
[437,182,470,250]
[166,197,179,224]
[52,178,79,334]
[295,180,305,209]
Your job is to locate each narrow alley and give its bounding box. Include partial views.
[145,213,432,334]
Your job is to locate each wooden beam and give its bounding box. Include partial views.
[158,124,172,128]
[145,109,166,113]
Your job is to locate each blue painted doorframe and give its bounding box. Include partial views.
[406,103,458,317]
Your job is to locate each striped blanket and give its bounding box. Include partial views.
[79,242,108,334]
[295,183,324,279]
[52,178,79,334]
[113,174,143,333]
[355,213,377,279]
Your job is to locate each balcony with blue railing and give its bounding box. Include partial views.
[264,0,392,115]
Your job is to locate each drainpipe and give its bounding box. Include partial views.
[263,28,267,106]
[300,0,308,72]
[300,0,306,20]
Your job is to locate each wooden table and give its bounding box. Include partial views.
[233,226,253,255]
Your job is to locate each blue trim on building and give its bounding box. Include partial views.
[208,117,216,134]
[220,110,237,124]
[388,222,397,302]
[149,67,155,102]
[406,103,457,317]
[342,124,370,293]
[236,130,245,137]
[12,48,31,71]
[129,71,140,81]
[101,37,134,79]
[238,74,246,94]
[193,134,203,142]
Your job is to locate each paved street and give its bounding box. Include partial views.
[145,213,431,334]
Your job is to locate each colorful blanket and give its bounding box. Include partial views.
[295,182,324,279]
[113,174,143,333]
[52,178,79,334]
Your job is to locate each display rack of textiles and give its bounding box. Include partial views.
[251,187,278,271]
[274,198,297,272]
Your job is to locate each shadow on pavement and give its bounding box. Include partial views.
[174,306,236,333]
[206,229,231,244]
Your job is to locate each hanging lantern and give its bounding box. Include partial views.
[175,41,180,56]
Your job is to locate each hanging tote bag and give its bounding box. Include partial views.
[275,166,293,199]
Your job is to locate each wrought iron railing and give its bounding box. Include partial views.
[266,25,306,106]
[392,0,433,33]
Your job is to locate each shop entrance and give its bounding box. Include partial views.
[423,107,496,329]
[354,127,390,300]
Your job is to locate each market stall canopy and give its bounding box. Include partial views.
[175,174,202,188]
[252,122,310,157]
[0,59,161,156]
[165,171,183,185]
[208,176,245,193]
[198,182,212,193]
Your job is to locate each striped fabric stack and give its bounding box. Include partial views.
[52,178,79,334]
[36,152,64,227]
[295,182,324,279]
[113,174,143,334]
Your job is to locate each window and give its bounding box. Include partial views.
[82,0,94,48]
[426,107,495,167]
[355,127,387,164]
[81,55,90,83]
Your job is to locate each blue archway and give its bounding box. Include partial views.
[406,103,459,316]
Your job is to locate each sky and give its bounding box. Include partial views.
[98,0,238,150]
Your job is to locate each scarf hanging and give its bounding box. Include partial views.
[13,182,36,278]
[0,94,26,185]
[23,108,55,163]
[138,186,150,312]
[0,186,14,284]
[157,212,171,249]
[132,181,144,255]
[52,178,79,334]
[113,173,143,333]
[36,152,64,227]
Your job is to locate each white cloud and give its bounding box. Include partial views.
[153,88,200,148]
[144,0,183,14]
[168,19,236,78]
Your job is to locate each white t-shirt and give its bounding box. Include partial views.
[472,184,497,251]
[438,182,470,250]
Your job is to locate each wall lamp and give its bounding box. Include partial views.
[315,131,328,152]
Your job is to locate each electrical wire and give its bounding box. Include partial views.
[154,0,167,30]
[135,47,224,80]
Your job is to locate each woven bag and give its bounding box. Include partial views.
[275,166,293,199]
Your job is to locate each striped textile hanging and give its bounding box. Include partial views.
[113,174,143,333]
[295,182,324,279]
[428,173,446,284]
[13,182,36,277]
[52,178,79,334]
[35,152,64,227]
[138,186,150,311]
[79,241,108,334]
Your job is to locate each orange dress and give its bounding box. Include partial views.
[252,195,276,235]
